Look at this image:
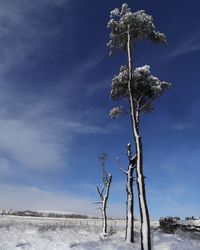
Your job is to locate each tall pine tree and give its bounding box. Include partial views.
[108,4,171,249]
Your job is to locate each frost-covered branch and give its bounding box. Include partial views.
[97,186,104,200]
[107,3,167,54]
[93,201,103,205]
[116,157,128,175]
[139,98,153,112]
[110,65,171,113]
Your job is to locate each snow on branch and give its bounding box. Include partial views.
[110,64,171,114]
[109,106,124,119]
[116,157,128,175]
[97,185,104,200]
[107,3,167,54]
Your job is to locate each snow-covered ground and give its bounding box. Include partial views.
[0,216,200,250]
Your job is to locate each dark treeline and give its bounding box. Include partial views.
[0,209,90,219]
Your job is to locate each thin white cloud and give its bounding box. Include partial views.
[0,73,114,183]
[170,121,192,131]
[63,121,111,134]
[167,101,200,131]
[0,184,125,217]
[76,54,106,74]
[0,87,112,175]
[0,0,71,74]
[0,118,64,170]
[85,77,110,97]
[0,158,14,179]
[148,185,200,219]
[168,33,200,58]
[0,1,117,211]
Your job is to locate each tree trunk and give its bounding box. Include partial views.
[125,162,134,242]
[127,26,151,250]
[102,200,107,235]
[134,112,151,250]
[125,199,128,240]
[100,173,112,236]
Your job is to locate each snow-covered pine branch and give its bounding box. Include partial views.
[110,65,171,114]
[107,3,167,55]
[109,106,124,119]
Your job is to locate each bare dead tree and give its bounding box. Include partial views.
[96,153,112,236]
[117,143,137,242]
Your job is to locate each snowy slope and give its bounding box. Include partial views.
[0,216,199,250]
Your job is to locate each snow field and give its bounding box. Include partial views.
[0,216,200,250]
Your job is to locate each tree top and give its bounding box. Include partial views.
[107,3,167,53]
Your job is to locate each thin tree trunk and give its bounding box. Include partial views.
[102,200,107,235]
[134,111,151,250]
[125,199,128,240]
[126,161,134,242]
[118,146,135,242]
[127,26,151,250]
[98,173,112,236]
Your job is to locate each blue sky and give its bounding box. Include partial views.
[0,0,200,219]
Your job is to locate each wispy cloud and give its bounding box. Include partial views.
[148,184,200,219]
[85,77,110,97]
[168,33,200,58]
[0,0,112,186]
[170,121,192,131]
[0,80,113,184]
[0,0,120,214]
[161,100,200,131]
[76,53,106,75]
[63,121,112,134]
[0,183,125,217]
[0,0,71,74]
